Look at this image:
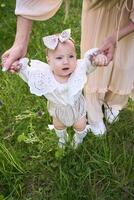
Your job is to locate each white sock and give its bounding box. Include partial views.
[73,127,88,148]
[54,128,68,148]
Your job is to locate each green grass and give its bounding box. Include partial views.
[0,0,134,199]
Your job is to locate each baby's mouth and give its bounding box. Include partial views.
[62,67,69,70]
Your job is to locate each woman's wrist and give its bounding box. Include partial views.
[107,34,117,46]
[13,38,28,47]
[9,43,28,58]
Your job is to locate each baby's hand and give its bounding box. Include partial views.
[92,54,108,67]
[8,60,21,73]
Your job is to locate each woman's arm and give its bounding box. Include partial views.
[2,16,32,71]
[14,16,32,49]
[100,20,134,64]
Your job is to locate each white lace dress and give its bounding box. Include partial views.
[19,51,96,126]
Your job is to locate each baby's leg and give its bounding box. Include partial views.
[73,116,87,131]
[53,117,68,148]
[72,116,88,148]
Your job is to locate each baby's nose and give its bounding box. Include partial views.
[63,57,69,64]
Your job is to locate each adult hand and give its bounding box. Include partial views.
[100,21,134,65]
[1,16,32,72]
[99,36,116,65]
[1,44,27,72]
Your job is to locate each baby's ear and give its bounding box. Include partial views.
[46,56,50,63]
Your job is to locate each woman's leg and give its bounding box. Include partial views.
[86,93,105,123]
[104,91,129,123]
[85,92,106,135]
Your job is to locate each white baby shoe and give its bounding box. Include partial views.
[89,121,106,136]
[104,106,120,124]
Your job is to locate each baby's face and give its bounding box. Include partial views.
[47,40,77,78]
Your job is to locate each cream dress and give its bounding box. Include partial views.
[81,0,134,123]
[15,0,63,21]
[18,50,96,127]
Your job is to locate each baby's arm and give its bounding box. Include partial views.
[4,58,51,97]
[8,58,30,83]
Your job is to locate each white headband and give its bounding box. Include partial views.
[42,29,71,50]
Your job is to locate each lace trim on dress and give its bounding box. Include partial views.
[68,60,87,97]
[20,58,87,97]
[20,58,58,96]
[19,49,97,98]
[68,49,98,97]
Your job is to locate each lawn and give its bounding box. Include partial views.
[0,0,134,200]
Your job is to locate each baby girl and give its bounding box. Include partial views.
[4,29,107,148]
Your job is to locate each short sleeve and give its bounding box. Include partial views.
[130,0,134,22]
[15,0,63,21]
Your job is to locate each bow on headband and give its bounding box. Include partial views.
[42,29,71,50]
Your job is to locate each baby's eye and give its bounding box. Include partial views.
[69,55,74,58]
[56,56,62,60]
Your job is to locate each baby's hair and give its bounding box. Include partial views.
[45,33,75,56]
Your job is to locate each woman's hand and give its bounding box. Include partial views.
[1,16,32,72]
[99,36,116,65]
[1,44,27,72]
[100,20,134,65]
